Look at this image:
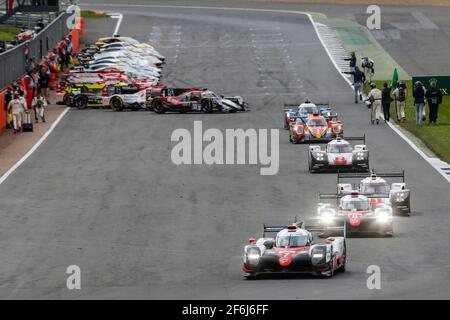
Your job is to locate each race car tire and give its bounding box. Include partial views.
[384,230,394,237]
[73,95,88,110]
[62,93,71,106]
[338,245,346,273]
[201,99,213,113]
[110,97,124,112]
[153,100,166,114]
[244,273,259,280]
[325,259,335,278]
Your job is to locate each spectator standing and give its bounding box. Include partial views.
[365,82,382,125]
[4,85,14,129]
[361,57,375,84]
[344,66,366,104]
[65,35,73,67]
[413,81,426,125]
[7,93,27,133]
[381,82,393,122]
[344,52,357,72]
[57,46,65,70]
[393,82,407,122]
[23,69,37,110]
[425,78,443,124]
[38,65,51,104]
[32,93,47,123]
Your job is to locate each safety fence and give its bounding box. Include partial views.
[0,15,83,134]
[0,11,69,90]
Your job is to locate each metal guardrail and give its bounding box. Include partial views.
[0,11,68,89]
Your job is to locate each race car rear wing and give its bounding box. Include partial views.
[318,192,389,199]
[307,135,365,145]
[342,135,366,144]
[263,220,346,238]
[284,102,330,108]
[337,170,405,183]
[304,221,347,238]
[263,224,291,237]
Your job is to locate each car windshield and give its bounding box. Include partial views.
[361,183,390,194]
[308,118,327,127]
[299,106,318,114]
[327,143,352,153]
[276,235,309,247]
[202,92,220,99]
[341,198,371,211]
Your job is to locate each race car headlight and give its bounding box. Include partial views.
[332,126,341,133]
[315,152,325,161]
[247,253,260,261]
[246,247,261,264]
[356,152,366,161]
[319,208,335,224]
[375,208,392,223]
[295,127,303,134]
[394,191,408,202]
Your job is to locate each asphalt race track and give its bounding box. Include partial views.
[0,3,450,299]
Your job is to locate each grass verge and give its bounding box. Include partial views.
[81,10,109,18]
[364,80,450,163]
[0,25,21,40]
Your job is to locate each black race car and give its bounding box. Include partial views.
[242,220,346,278]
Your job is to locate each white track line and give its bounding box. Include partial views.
[0,107,70,185]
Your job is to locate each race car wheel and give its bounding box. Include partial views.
[201,99,213,113]
[62,93,71,106]
[153,100,166,114]
[73,94,88,110]
[325,259,335,278]
[110,97,124,112]
[338,245,347,273]
[244,273,259,280]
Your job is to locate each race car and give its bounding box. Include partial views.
[64,83,108,109]
[242,220,346,278]
[152,88,247,113]
[289,113,343,144]
[337,171,411,215]
[317,192,393,237]
[283,100,336,129]
[308,136,369,173]
[103,83,148,111]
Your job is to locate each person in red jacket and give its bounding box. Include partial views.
[23,69,37,110]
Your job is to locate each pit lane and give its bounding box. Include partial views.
[0,2,449,299]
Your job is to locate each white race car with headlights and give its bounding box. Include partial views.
[242,220,347,278]
[317,192,393,237]
[337,171,411,216]
[308,136,369,173]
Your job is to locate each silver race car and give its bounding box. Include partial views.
[336,171,411,215]
[308,136,369,173]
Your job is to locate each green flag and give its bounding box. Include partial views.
[391,68,398,90]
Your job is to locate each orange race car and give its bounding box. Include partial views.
[289,113,343,144]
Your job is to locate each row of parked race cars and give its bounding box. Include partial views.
[241,101,412,279]
[56,36,247,113]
